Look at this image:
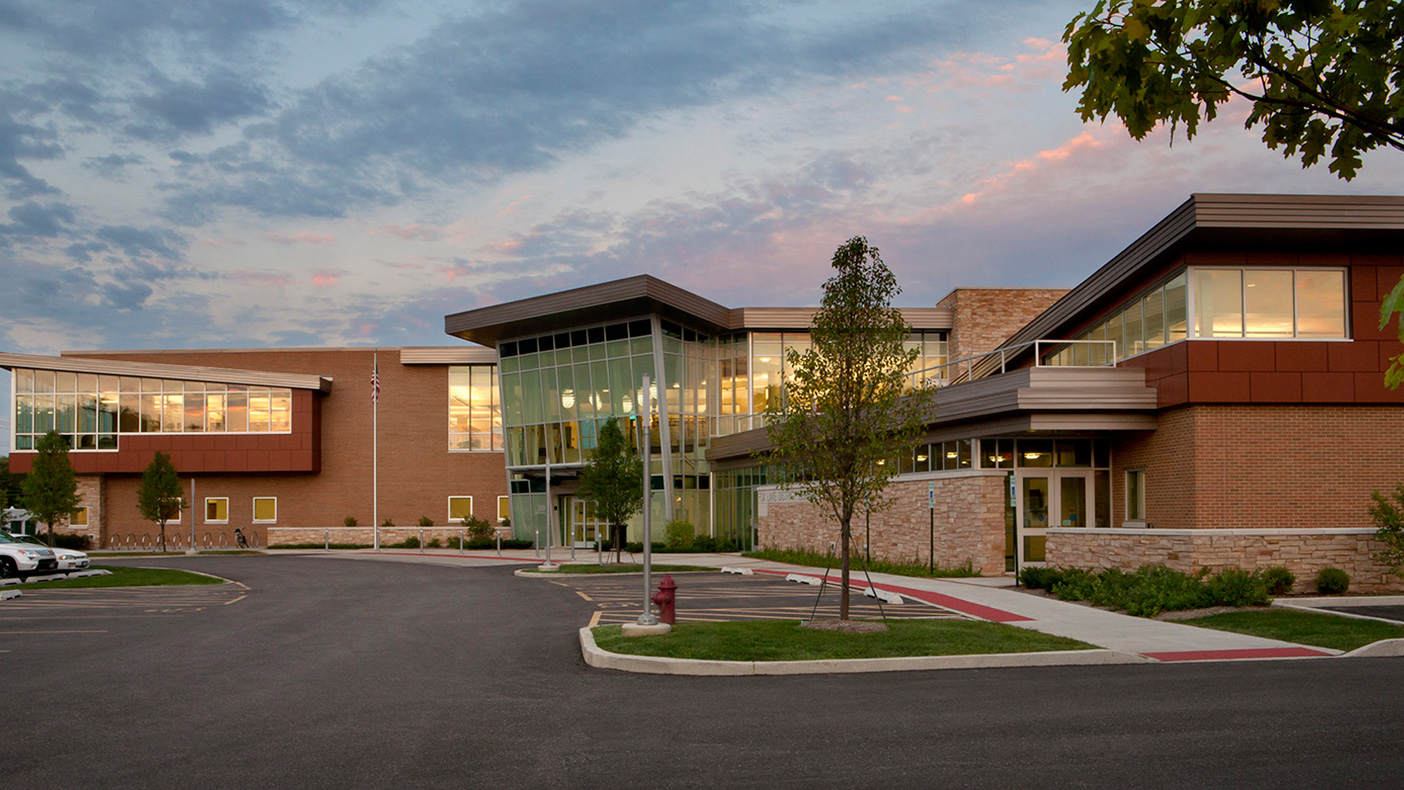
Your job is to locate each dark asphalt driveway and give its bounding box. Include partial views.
[3,554,1402,789]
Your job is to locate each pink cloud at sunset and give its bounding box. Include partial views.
[265,231,336,246]
[372,223,445,242]
[310,269,341,287]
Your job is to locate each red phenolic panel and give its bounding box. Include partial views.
[1354,372,1404,403]
[1215,342,1276,372]
[1274,342,1329,372]
[1186,341,1219,372]
[1328,341,1380,372]
[1249,372,1302,402]
[1188,371,1251,402]
[1352,302,1393,341]
[1301,372,1355,402]
[1156,372,1189,408]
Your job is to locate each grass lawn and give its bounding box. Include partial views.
[522,564,715,575]
[742,548,979,579]
[592,619,1094,661]
[16,565,226,589]
[1179,609,1404,652]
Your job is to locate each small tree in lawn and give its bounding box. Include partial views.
[1369,484,1404,580]
[578,418,643,562]
[762,237,933,620]
[137,451,186,553]
[21,431,81,548]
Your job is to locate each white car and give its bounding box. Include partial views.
[4,533,89,574]
[0,533,59,579]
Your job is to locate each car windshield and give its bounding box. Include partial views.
[3,533,48,546]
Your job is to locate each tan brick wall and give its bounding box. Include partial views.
[758,473,1008,575]
[936,288,1069,362]
[1047,529,1404,593]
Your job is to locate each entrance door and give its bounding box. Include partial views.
[567,497,607,548]
[1014,471,1092,571]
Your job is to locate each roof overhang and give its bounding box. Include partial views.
[706,366,1158,465]
[982,193,1404,375]
[444,274,952,348]
[0,352,333,393]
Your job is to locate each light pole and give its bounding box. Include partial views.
[635,374,659,627]
[540,462,558,570]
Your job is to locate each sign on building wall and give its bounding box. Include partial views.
[756,487,808,517]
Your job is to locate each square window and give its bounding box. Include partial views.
[70,507,89,528]
[498,496,510,522]
[252,497,277,523]
[205,498,229,523]
[448,497,473,523]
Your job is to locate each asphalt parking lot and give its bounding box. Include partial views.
[547,571,959,625]
[1322,605,1404,623]
[4,554,1404,789]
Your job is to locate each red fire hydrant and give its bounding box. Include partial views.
[651,574,677,625]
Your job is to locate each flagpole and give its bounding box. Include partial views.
[373,349,380,552]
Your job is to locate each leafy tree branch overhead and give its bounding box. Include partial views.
[1063,0,1404,181]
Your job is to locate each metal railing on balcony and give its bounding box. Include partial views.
[903,339,1118,391]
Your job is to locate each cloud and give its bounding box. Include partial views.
[82,152,147,179]
[125,71,273,141]
[372,223,444,241]
[265,230,335,245]
[95,224,185,260]
[0,200,75,238]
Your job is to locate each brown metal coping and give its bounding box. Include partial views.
[0,351,333,392]
[975,193,1404,379]
[442,274,952,348]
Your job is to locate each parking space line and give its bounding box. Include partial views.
[0,629,108,634]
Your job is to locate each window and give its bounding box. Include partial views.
[252,497,277,523]
[1125,469,1146,523]
[205,498,229,523]
[70,507,89,529]
[448,497,473,523]
[449,365,502,451]
[1189,267,1347,339]
[497,495,510,523]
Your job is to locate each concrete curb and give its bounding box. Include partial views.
[515,568,718,579]
[1,589,20,600]
[1343,638,1404,658]
[578,626,1147,676]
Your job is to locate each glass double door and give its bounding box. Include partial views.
[1014,471,1091,570]
[565,496,609,547]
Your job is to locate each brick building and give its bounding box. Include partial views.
[5,193,1404,590]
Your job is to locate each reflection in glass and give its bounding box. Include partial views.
[1244,269,1294,337]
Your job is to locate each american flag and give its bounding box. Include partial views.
[371,359,380,405]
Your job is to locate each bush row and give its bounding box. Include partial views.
[1018,564,1350,617]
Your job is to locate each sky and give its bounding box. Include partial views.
[3,0,1404,455]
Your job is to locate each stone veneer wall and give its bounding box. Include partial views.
[758,472,1009,575]
[1047,529,1403,593]
[936,288,1070,363]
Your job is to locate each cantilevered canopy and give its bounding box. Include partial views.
[0,352,333,393]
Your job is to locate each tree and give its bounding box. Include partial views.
[0,456,10,513]
[1369,484,1404,579]
[21,431,81,548]
[577,418,643,560]
[1063,0,1404,181]
[761,237,934,620]
[137,451,186,553]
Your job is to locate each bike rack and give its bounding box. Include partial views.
[203,533,213,549]
[140,534,150,549]
[218,532,228,548]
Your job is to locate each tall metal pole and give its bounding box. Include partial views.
[636,375,658,626]
[190,477,196,551]
[373,349,380,553]
[542,462,557,569]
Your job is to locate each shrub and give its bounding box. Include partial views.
[417,516,434,527]
[1205,567,1270,607]
[343,516,358,527]
[397,535,420,549]
[1369,485,1404,580]
[1316,567,1350,594]
[1017,566,1062,590]
[55,533,93,550]
[1260,566,1296,596]
[664,519,695,548]
[381,518,394,527]
[465,516,495,542]
[500,517,511,527]
[426,538,441,548]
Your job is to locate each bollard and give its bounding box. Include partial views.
[496,531,501,557]
[325,528,330,552]
[419,528,424,553]
[534,530,540,558]
[459,529,465,555]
